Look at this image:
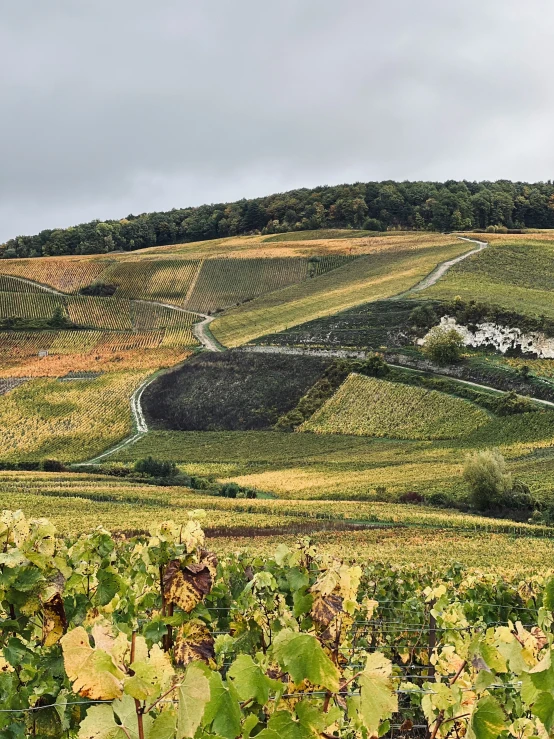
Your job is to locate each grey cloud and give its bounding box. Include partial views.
[1,0,554,240]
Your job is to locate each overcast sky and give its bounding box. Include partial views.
[1,0,553,241]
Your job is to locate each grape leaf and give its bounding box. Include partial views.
[272,629,340,692]
[148,711,177,739]
[468,695,506,739]
[310,593,343,628]
[42,592,67,647]
[203,671,242,739]
[177,661,211,739]
[295,699,341,732]
[358,653,398,735]
[531,692,554,731]
[61,626,124,700]
[261,711,313,739]
[543,578,554,611]
[125,644,174,701]
[227,654,278,704]
[77,696,155,739]
[164,554,215,613]
[174,620,214,666]
[95,570,119,607]
[77,704,121,739]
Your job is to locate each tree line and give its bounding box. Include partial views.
[3,179,554,259]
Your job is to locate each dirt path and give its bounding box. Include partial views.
[391,236,487,298]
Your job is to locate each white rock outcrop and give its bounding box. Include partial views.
[420,316,554,359]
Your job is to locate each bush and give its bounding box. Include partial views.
[363,218,384,232]
[409,304,438,330]
[423,326,464,365]
[398,491,424,504]
[220,482,240,499]
[48,305,72,329]
[79,281,117,297]
[42,459,66,472]
[463,449,512,511]
[134,456,178,478]
[492,390,534,416]
[361,354,390,378]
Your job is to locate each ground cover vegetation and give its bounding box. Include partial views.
[3,180,554,259]
[142,351,333,431]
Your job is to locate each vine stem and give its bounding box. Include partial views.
[146,684,180,714]
[131,632,145,739]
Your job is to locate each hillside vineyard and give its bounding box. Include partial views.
[6,225,554,737]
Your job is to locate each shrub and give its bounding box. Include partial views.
[423,326,464,364]
[409,304,438,330]
[134,456,178,478]
[363,218,384,231]
[463,449,512,511]
[361,354,390,377]
[220,482,240,499]
[79,281,117,297]
[492,390,534,416]
[398,491,424,504]
[42,459,66,472]
[48,305,72,329]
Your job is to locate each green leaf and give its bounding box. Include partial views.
[543,578,554,610]
[263,712,313,739]
[292,589,313,618]
[531,693,554,731]
[227,654,276,704]
[241,714,259,739]
[468,695,506,739]
[13,566,42,592]
[272,629,340,692]
[96,571,119,606]
[295,699,341,732]
[177,662,211,739]
[77,704,121,739]
[148,711,177,739]
[358,653,397,735]
[286,568,309,592]
[203,671,241,739]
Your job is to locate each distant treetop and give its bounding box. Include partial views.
[2,179,553,259]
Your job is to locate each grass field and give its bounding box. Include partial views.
[300,373,490,439]
[211,241,470,346]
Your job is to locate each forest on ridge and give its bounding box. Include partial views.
[4,179,554,258]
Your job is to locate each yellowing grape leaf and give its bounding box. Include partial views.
[468,695,506,739]
[163,555,215,613]
[42,592,67,647]
[125,644,175,701]
[177,661,211,738]
[61,626,124,700]
[174,620,215,666]
[358,652,398,735]
[310,592,343,628]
